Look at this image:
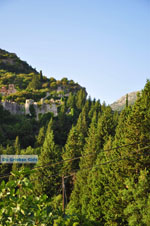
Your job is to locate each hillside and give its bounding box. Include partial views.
[0,49,85,104]
[0,49,37,74]
[110,91,138,111]
[1,48,150,225]
[0,48,87,148]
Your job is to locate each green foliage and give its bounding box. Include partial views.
[63,126,84,175]
[35,126,46,147]
[33,119,61,197]
[29,104,36,118]
[11,136,21,173]
[27,74,41,90]
[75,89,87,110]
[121,170,150,226]
[0,49,83,104]
[1,48,150,225]
[0,49,37,74]
[67,93,76,109]
[0,172,60,225]
[126,93,129,107]
[39,70,43,82]
[0,105,38,148]
[5,89,46,103]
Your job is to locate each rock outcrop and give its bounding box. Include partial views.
[110,91,139,111]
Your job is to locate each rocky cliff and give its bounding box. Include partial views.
[110,91,139,111]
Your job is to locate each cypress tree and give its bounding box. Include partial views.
[12,136,21,172]
[35,126,45,147]
[27,74,41,90]
[121,169,150,226]
[126,93,129,107]
[94,80,150,225]
[39,70,43,81]
[33,119,61,197]
[76,89,87,110]
[63,126,84,175]
[68,112,99,214]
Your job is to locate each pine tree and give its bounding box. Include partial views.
[76,89,87,110]
[35,126,45,147]
[33,119,61,197]
[27,74,41,90]
[75,107,88,138]
[63,126,84,175]
[126,93,129,107]
[68,112,99,214]
[88,99,101,120]
[67,93,76,109]
[12,136,21,172]
[0,145,14,183]
[121,169,150,226]
[96,106,116,146]
[75,107,117,220]
[39,70,43,82]
[93,80,150,225]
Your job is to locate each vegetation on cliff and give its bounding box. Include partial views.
[0,49,37,74]
[0,49,84,104]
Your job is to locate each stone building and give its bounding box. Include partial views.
[24,99,34,115]
[0,94,58,120]
[0,87,7,96]
[25,99,58,119]
[7,84,17,95]
[0,84,17,96]
[1,100,24,115]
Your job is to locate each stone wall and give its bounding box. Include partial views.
[25,99,58,119]
[1,101,24,115]
[0,99,58,119]
[24,99,34,115]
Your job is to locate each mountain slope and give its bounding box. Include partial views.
[110,91,138,111]
[0,48,86,104]
[0,49,37,74]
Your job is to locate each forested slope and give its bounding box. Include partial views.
[0,49,150,225]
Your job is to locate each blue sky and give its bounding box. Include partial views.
[0,0,149,104]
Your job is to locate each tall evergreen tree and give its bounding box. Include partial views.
[67,93,76,109]
[88,99,101,120]
[76,89,87,110]
[27,74,41,90]
[39,70,43,82]
[75,107,88,138]
[33,119,61,197]
[68,112,99,214]
[126,93,129,107]
[92,80,150,225]
[35,126,45,147]
[63,126,84,175]
[121,169,150,226]
[11,136,21,173]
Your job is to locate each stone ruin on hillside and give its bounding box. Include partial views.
[0,84,58,119]
[0,98,58,120]
[0,84,17,96]
[25,99,58,119]
[1,100,24,115]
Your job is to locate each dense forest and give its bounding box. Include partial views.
[0,49,150,225]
